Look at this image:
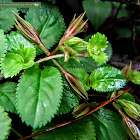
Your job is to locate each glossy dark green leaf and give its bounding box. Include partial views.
[90,108,128,140]
[89,66,127,92]
[33,118,96,140]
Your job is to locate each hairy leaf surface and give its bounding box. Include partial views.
[89,66,126,92]
[0,8,18,32]
[58,79,79,114]
[90,108,128,140]
[25,4,65,49]
[16,64,63,128]
[83,0,111,30]
[0,29,7,67]
[0,106,11,140]
[0,82,17,113]
[33,118,96,140]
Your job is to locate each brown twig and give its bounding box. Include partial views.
[18,89,130,140]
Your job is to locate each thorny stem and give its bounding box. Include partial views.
[35,53,87,63]
[18,89,130,140]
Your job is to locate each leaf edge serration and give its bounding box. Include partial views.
[15,65,63,128]
[0,106,12,140]
[89,66,127,92]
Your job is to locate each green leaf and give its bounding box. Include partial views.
[0,8,19,32]
[1,53,25,78]
[89,66,127,92]
[6,31,35,52]
[0,106,11,140]
[0,82,17,113]
[57,79,79,114]
[16,64,63,128]
[1,52,34,78]
[87,32,108,65]
[117,5,128,19]
[57,56,99,73]
[117,90,135,102]
[25,3,65,49]
[82,0,111,30]
[0,29,7,67]
[129,71,140,85]
[68,68,90,91]
[33,118,96,140]
[1,31,36,78]
[90,108,128,140]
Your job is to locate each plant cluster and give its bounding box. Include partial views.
[0,1,140,140]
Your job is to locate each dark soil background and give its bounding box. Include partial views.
[8,0,140,139]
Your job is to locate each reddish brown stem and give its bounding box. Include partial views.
[18,89,130,140]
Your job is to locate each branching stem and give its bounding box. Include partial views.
[35,53,87,63]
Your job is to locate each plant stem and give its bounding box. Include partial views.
[35,53,87,63]
[18,89,130,140]
[50,46,59,55]
[38,42,51,56]
[11,127,23,138]
[35,54,64,63]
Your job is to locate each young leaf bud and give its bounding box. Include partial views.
[64,36,88,51]
[117,99,140,121]
[59,12,88,45]
[72,103,90,118]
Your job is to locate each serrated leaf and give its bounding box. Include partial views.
[0,106,11,140]
[0,8,19,32]
[6,31,35,52]
[1,31,36,78]
[0,29,7,68]
[25,3,65,49]
[16,64,63,128]
[57,79,79,114]
[90,108,128,140]
[68,68,90,91]
[1,53,25,78]
[129,71,140,85]
[82,0,111,30]
[33,118,96,140]
[87,32,108,65]
[89,66,127,92]
[0,82,17,113]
